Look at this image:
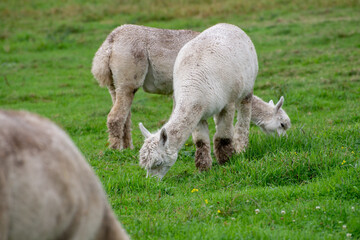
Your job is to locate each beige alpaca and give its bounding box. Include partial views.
[0,110,129,240]
[92,24,199,150]
[92,24,290,150]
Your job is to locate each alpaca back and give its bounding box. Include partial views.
[92,24,199,93]
[0,110,129,240]
[173,23,258,118]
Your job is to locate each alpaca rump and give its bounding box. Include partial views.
[0,110,129,240]
[139,23,259,179]
[91,24,290,151]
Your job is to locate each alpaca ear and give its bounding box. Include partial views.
[159,128,168,147]
[269,100,275,106]
[139,123,151,138]
[275,96,284,113]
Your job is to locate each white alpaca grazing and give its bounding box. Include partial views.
[139,23,259,179]
[0,110,129,240]
[91,24,291,150]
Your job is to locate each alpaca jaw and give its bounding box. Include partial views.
[146,165,172,180]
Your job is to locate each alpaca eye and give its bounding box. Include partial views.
[281,123,285,128]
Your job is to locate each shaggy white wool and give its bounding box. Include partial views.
[139,23,259,179]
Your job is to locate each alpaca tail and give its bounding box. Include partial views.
[91,36,113,87]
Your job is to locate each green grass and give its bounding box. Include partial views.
[1,0,360,239]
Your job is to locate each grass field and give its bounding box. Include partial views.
[1,0,360,239]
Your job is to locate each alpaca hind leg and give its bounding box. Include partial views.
[234,94,253,153]
[108,83,116,104]
[107,88,135,150]
[122,111,133,149]
[213,103,235,165]
[0,169,9,240]
[107,47,147,150]
[192,120,212,171]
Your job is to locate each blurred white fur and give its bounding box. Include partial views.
[0,110,129,240]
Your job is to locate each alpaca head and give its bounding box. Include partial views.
[259,96,291,136]
[138,123,178,180]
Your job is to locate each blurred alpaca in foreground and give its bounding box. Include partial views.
[0,110,129,240]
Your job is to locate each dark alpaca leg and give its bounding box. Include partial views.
[213,103,235,164]
[192,120,212,171]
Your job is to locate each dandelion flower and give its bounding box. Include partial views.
[205,199,208,204]
[346,233,352,238]
[342,160,346,165]
[351,206,355,211]
[281,210,286,215]
[191,188,199,193]
[343,225,347,230]
[217,210,221,213]
[351,151,354,154]
[316,206,320,210]
[255,209,260,214]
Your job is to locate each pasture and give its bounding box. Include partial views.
[1,0,359,239]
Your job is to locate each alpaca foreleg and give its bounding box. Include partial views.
[234,94,252,153]
[192,120,212,171]
[213,103,235,164]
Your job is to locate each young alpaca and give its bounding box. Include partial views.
[0,110,129,240]
[92,24,291,151]
[139,23,258,179]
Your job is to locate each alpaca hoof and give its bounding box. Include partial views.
[122,140,134,150]
[234,145,245,153]
[195,141,212,171]
[108,137,122,150]
[233,137,248,153]
[196,158,212,171]
[214,138,235,165]
[234,141,247,153]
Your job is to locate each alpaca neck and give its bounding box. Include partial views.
[251,95,273,127]
[164,102,203,152]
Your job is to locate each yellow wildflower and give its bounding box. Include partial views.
[217,210,221,213]
[342,160,346,165]
[191,188,199,193]
[205,199,208,204]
